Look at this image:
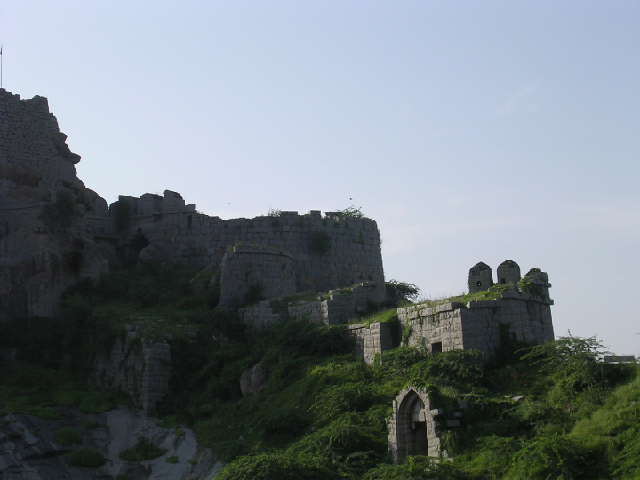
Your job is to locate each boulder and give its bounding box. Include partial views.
[240,363,267,396]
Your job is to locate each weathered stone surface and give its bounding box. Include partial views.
[388,387,441,463]
[349,319,396,365]
[397,261,555,361]
[0,89,113,321]
[242,282,387,329]
[219,245,297,308]
[90,336,171,412]
[240,363,267,396]
[0,407,220,480]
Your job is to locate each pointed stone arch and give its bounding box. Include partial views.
[388,386,441,463]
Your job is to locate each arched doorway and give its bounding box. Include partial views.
[402,390,428,456]
[388,386,441,463]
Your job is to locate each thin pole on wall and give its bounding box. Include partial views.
[1,45,3,88]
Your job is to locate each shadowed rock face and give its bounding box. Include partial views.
[0,89,113,322]
[0,407,222,480]
[51,132,81,164]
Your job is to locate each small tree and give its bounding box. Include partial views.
[385,279,420,305]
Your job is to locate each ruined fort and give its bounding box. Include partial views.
[0,90,555,462]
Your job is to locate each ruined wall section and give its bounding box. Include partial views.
[397,293,554,360]
[121,199,385,295]
[240,282,387,327]
[348,321,395,365]
[0,89,81,189]
[90,334,171,412]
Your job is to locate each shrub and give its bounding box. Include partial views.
[173,428,186,436]
[42,189,78,228]
[55,428,82,445]
[338,205,365,219]
[84,420,100,429]
[67,448,105,467]
[156,414,180,429]
[78,395,115,414]
[119,437,168,462]
[363,455,468,479]
[166,455,179,463]
[216,452,334,480]
[385,280,420,305]
[504,434,599,479]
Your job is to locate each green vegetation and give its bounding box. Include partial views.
[118,437,168,461]
[156,414,181,429]
[0,362,124,420]
[384,279,420,306]
[413,284,512,309]
[42,188,79,228]
[1,262,637,479]
[338,205,365,219]
[84,420,101,429]
[66,448,105,467]
[166,455,179,463]
[55,428,82,445]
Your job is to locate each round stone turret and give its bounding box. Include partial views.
[468,262,493,293]
[497,260,521,289]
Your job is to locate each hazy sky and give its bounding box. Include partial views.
[2,1,639,355]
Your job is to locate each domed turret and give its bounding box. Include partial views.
[468,262,493,293]
[497,260,521,290]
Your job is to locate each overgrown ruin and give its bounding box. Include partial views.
[0,90,557,463]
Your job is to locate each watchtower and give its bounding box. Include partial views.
[468,262,493,293]
[497,260,521,289]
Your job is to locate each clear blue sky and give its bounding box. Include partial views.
[2,0,639,355]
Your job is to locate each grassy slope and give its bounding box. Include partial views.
[1,263,638,479]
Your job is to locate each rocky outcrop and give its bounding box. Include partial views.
[0,407,221,480]
[90,334,172,412]
[0,89,114,322]
[240,363,267,396]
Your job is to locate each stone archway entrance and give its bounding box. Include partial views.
[388,386,441,463]
[403,391,428,456]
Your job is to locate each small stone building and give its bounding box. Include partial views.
[399,261,554,360]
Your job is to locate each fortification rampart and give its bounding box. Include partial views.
[348,322,395,365]
[397,293,554,359]
[0,89,82,189]
[117,194,385,295]
[240,281,387,328]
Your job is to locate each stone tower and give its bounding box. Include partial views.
[497,260,521,289]
[468,262,493,293]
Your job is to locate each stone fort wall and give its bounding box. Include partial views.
[218,245,297,308]
[397,293,554,360]
[0,89,81,189]
[117,193,385,296]
[352,262,555,363]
